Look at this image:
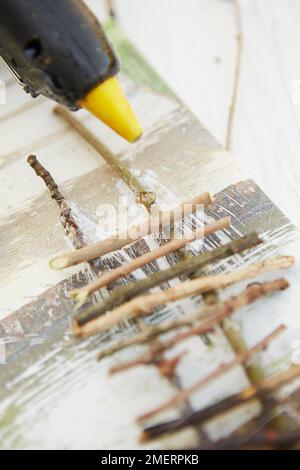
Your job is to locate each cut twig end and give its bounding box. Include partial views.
[27,154,37,165]
[222,216,231,226]
[139,431,149,444]
[157,352,187,379]
[49,256,69,270]
[277,278,289,291]
[53,105,64,117]
[69,289,89,309]
[274,255,295,269]
[234,232,262,253]
[137,191,156,209]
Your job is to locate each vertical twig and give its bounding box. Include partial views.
[136,325,286,423]
[106,0,116,19]
[27,155,84,249]
[226,0,243,151]
[27,155,100,281]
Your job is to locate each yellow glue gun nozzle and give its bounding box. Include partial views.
[79,77,143,143]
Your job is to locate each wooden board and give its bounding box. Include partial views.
[0,6,300,450]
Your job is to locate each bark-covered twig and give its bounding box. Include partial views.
[50,192,212,270]
[97,279,285,361]
[97,310,209,362]
[137,325,286,423]
[109,279,289,373]
[204,427,300,450]
[54,106,156,211]
[226,0,243,151]
[74,254,293,337]
[156,352,187,379]
[70,216,231,306]
[73,233,262,330]
[140,363,300,442]
[27,155,84,249]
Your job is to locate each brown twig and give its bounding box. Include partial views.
[226,0,243,151]
[106,0,116,18]
[49,192,212,270]
[73,233,262,330]
[74,254,293,337]
[27,155,84,249]
[140,364,300,442]
[54,106,156,211]
[70,216,231,306]
[97,309,210,362]
[204,427,300,450]
[108,279,289,374]
[137,325,286,423]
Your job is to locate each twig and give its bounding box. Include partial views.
[54,106,156,211]
[73,233,262,331]
[74,254,293,337]
[137,325,286,423]
[140,364,300,442]
[109,279,289,373]
[156,352,187,379]
[27,155,84,249]
[204,427,300,450]
[106,0,116,18]
[226,0,243,151]
[97,310,210,362]
[70,216,231,306]
[222,318,265,386]
[49,192,212,270]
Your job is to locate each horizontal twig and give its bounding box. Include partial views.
[109,279,289,374]
[73,233,262,330]
[204,427,300,450]
[49,192,212,270]
[156,352,187,379]
[137,325,286,423]
[74,253,293,337]
[140,363,300,442]
[97,279,287,361]
[70,216,231,307]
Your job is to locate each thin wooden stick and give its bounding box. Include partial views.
[74,233,261,328]
[109,279,289,373]
[140,364,300,442]
[204,427,300,450]
[226,0,243,151]
[97,279,287,361]
[74,254,293,337]
[106,0,116,18]
[27,155,84,249]
[137,325,286,423]
[97,309,212,362]
[54,106,156,211]
[70,216,231,306]
[156,352,187,379]
[49,192,212,270]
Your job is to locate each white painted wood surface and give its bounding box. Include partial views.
[115,0,300,225]
[1,0,300,450]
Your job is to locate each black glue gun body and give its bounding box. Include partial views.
[0,0,119,110]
